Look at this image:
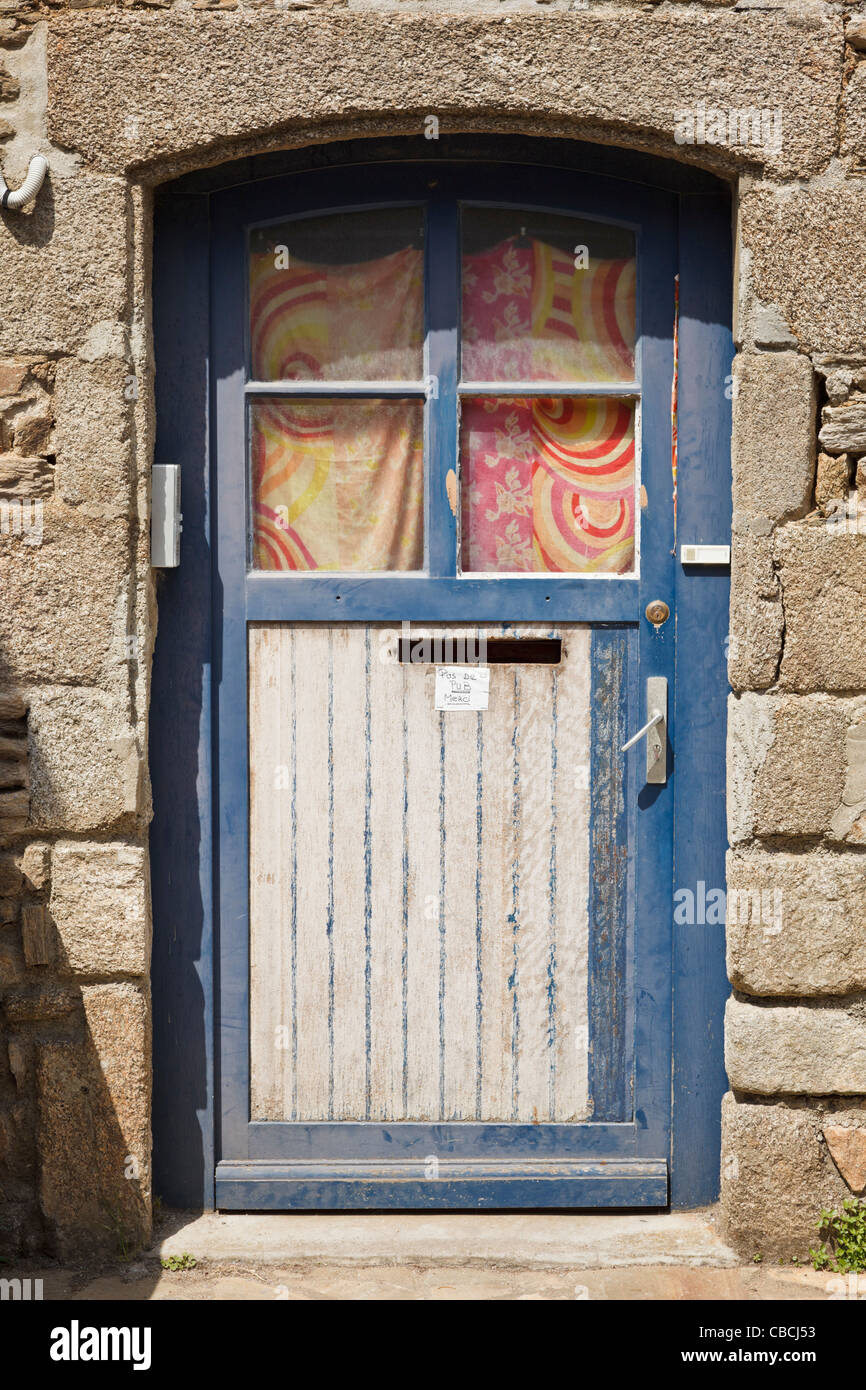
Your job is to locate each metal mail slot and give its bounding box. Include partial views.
[398,636,562,665]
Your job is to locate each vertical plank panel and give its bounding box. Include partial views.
[442,642,483,1119]
[249,626,295,1120]
[508,668,521,1119]
[513,664,554,1122]
[329,627,369,1119]
[291,626,333,1120]
[478,647,514,1120]
[671,189,733,1206]
[588,628,630,1121]
[403,659,442,1119]
[368,629,408,1119]
[151,188,215,1207]
[250,622,594,1123]
[552,626,592,1121]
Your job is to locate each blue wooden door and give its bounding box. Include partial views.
[151,147,732,1211]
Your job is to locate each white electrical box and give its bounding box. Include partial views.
[680,543,730,566]
[151,465,182,568]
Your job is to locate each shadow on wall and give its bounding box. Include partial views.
[29,991,151,1261]
[0,691,150,1260]
[0,243,152,1254]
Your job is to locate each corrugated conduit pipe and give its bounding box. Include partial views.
[0,155,48,211]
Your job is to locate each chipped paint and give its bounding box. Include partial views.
[249,624,592,1124]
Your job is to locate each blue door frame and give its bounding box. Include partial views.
[151,138,732,1213]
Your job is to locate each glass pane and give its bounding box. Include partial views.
[460,396,636,574]
[251,398,424,572]
[461,208,635,383]
[250,207,424,381]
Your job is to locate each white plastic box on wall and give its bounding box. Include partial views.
[679,543,730,566]
[151,464,182,568]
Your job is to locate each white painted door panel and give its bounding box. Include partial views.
[249,624,591,1123]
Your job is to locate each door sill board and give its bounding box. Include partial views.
[215,1158,668,1209]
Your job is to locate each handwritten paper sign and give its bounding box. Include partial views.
[434,666,490,711]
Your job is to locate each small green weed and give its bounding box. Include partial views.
[810,1198,866,1273]
[160,1252,197,1272]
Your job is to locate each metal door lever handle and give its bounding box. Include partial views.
[621,677,668,785]
[621,709,664,753]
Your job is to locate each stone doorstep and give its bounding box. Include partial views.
[151,1209,740,1271]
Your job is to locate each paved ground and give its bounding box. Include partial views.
[6,1208,854,1300]
[8,1260,843,1301]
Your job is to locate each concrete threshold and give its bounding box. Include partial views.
[153,1208,741,1270]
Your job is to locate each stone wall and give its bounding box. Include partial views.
[0,13,153,1257]
[723,52,866,1241]
[0,0,864,1258]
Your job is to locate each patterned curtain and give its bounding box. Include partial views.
[249,232,635,574]
[460,395,635,574]
[460,237,636,574]
[249,245,424,571]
